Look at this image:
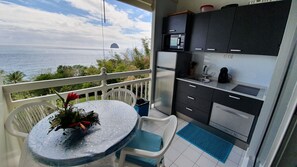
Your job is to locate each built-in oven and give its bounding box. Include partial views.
[209,102,255,142]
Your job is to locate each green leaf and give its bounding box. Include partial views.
[52,89,65,104]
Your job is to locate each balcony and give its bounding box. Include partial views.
[0,68,152,167]
[0,67,248,167]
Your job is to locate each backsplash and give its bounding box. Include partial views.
[191,52,277,87]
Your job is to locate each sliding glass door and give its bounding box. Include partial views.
[272,107,297,166]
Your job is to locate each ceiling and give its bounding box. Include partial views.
[118,0,154,11]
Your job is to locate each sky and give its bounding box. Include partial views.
[0,0,152,51]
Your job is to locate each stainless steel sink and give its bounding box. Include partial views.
[186,76,211,83]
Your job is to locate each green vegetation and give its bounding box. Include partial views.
[0,38,151,100]
[6,71,25,84]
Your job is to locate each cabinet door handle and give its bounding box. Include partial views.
[229,95,241,100]
[206,48,216,51]
[186,107,193,111]
[187,96,195,100]
[195,48,203,51]
[189,84,196,88]
[230,49,241,52]
[169,29,176,32]
[177,38,181,45]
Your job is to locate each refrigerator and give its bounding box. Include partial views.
[154,51,191,115]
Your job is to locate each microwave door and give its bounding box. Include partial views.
[170,37,178,49]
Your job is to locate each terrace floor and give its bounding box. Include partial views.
[84,108,245,167]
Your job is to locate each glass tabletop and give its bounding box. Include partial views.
[27,100,138,166]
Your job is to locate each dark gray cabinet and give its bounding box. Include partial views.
[228,1,291,56]
[163,13,191,34]
[205,7,236,53]
[175,80,264,133]
[175,80,213,124]
[189,12,210,52]
[162,12,193,51]
[212,89,263,116]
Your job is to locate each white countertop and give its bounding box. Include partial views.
[176,78,267,101]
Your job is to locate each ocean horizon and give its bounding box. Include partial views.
[0,45,121,80]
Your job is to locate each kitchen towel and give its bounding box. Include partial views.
[177,123,233,163]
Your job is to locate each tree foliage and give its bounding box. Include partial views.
[97,38,150,73]
[6,71,25,84]
[0,69,4,76]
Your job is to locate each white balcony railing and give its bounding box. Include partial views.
[0,68,151,167]
[2,67,151,111]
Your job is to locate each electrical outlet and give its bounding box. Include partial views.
[224,54,233,59]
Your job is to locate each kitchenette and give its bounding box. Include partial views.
[153,0,291,150]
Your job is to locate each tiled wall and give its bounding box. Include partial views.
[191,52,277,87]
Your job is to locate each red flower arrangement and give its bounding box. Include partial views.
[48,90,100,134]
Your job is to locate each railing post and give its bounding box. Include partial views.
[0,76,10,167]
[100,67,107,100]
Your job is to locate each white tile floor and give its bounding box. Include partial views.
[86,108,246,167]
[147,108,245,167]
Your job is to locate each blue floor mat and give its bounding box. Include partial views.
[177,123,233,163]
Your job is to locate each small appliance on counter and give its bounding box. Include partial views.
[218,67,231,83]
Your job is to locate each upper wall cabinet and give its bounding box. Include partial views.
[162,11,193,51]
[189,12,210,52]
[205,8,236,53]
[228,1,291,56]
[163,13,191,34]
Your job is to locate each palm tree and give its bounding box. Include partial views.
[6,71,25,84]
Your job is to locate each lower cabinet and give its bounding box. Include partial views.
[176,102,210,124]
[175,80,264,143]
[175,80,213,124]
[212,89,263,116]
[211,89,263,143]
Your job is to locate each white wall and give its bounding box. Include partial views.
[192,53,277,87]
[0,76,8,167]
[0,76,20,167]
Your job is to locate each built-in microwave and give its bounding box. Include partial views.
[163,34,185,50]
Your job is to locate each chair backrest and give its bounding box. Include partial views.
[159,115,178,155]
[4,101,56,138]
[104,88,137,106]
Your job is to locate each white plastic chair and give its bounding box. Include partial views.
[4,101,56,139]
[104,88,137,106]
[118,115,178,167]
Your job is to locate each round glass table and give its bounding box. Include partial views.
[26,100,138,166]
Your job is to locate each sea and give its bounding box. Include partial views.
[0,45,114,80]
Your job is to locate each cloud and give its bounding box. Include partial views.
[0,0,151,51]
[65,0,151,32]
